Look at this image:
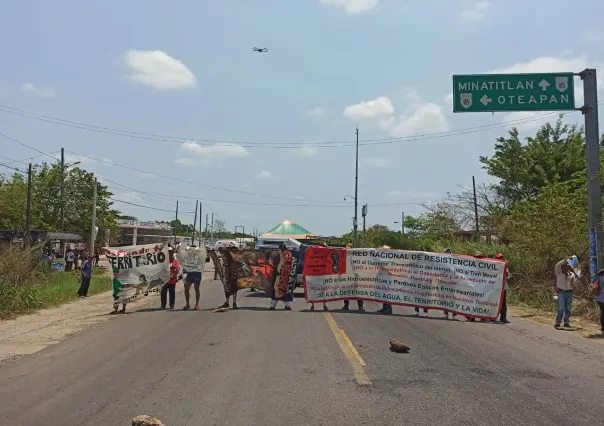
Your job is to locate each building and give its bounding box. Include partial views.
[0,230,82,251]
[113,220,173,246]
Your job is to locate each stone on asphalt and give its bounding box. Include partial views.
[132,415,165,426]
[389,339,410,353]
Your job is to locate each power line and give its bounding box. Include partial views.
[68,150,352,203]
[0,103,583,149]
[110,198,196,213]
[0,162,26,174]
[0,131,58,161]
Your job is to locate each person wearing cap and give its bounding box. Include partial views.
[160,247,180,310]
[270,244,293,310]
[554,256,578,328]
[593,269,604,333]
[494,253,510,323]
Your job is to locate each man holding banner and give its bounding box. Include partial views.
[178,244,207,311]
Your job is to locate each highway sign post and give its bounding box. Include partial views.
[453,73,575,113]
[452,69,602,281]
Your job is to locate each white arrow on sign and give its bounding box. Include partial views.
[538,79,551,91]
[480,95,492,106]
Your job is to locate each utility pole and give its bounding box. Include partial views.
[199,202,203,244]
[192,200,198,244]
[472,176,480,241]
[59,147,65,254]
[205,213,209,236]
[25,163,32,244]
[581,68,603,281]
[353,127,359,248]
[89,177,97,252]
[401,212,405,235]
[210,212,215,240]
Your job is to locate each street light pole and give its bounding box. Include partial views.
[353,127,359,248]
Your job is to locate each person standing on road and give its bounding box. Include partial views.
[377,245,393,315]
[179,244,206,311]
[592,269,604,333]
[554,257,578,328]
[77,255,92,297]
[160,248,180,310]
[494,253,510,323]
[270,244,293,311]
[342,243,365,312]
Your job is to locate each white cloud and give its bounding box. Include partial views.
[174,158,196,166]
[306,106,326,118]
[343,91,449,137]
[459,0,490,23]
[363,157,389,168]
[391,102,450,137]
[296,144,320,157]
[343,96,394,130]
[21,82,55,98]
[124,49,197,90]
[176,142,249,166]
[444,93,454,105]
[136,171,155,178]
[54,153,89,166]
[257,170,274,179]
[320,0,379,14]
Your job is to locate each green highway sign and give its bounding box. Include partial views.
[453,72,575,113]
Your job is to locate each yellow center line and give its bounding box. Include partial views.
[323,312,372,386]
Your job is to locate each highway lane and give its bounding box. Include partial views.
[1,280,604,425]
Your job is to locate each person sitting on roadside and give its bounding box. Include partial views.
[554,256,578,329]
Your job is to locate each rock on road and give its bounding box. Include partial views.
[1,279,604,426]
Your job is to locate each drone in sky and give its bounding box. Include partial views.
[253,47,268,53]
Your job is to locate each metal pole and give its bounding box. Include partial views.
[353,127,359,248]
[210,212,214,240]
[205,213,209,236]
[199,202,203,244]
[581,68,603,281]
[401,212,405,235]
[472,176,480,241]
[90,177,97,252]
[59,147,65,254]
[192,200,198,244]
[25,163,32,243]
[174,201,179,245]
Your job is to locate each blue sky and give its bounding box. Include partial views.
[2,0,604,236]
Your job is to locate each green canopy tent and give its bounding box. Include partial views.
[261,220,315,239]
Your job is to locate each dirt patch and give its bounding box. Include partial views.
[0,266,216,364]
[508,305,603,342]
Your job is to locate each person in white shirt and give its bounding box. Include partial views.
[65,249,75,272]
[554,257,578,328]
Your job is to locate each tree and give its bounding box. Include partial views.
[0,162,119,241]
[213,219,229,238]
[479,116,586,205]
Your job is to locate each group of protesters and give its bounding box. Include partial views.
[106,241,604,334]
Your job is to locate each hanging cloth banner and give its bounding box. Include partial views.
[103,243,171,304]
[209,248,294,299]
[177,245,207,274]
[303,247,507,320]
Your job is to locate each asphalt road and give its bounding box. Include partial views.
[1,279,604,426]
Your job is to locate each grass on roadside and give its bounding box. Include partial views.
[0,243,113,319]
[36,268,112,307]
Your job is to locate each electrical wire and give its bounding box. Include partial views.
[0,131,59,161]
[110,198,196,213]
[67,150,353,203]
[0,103,585,149]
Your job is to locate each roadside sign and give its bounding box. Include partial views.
[453,72,575,113]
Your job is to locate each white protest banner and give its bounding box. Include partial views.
[303,247,507,320]
[104,243,171,292]
[177,245,207,274]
